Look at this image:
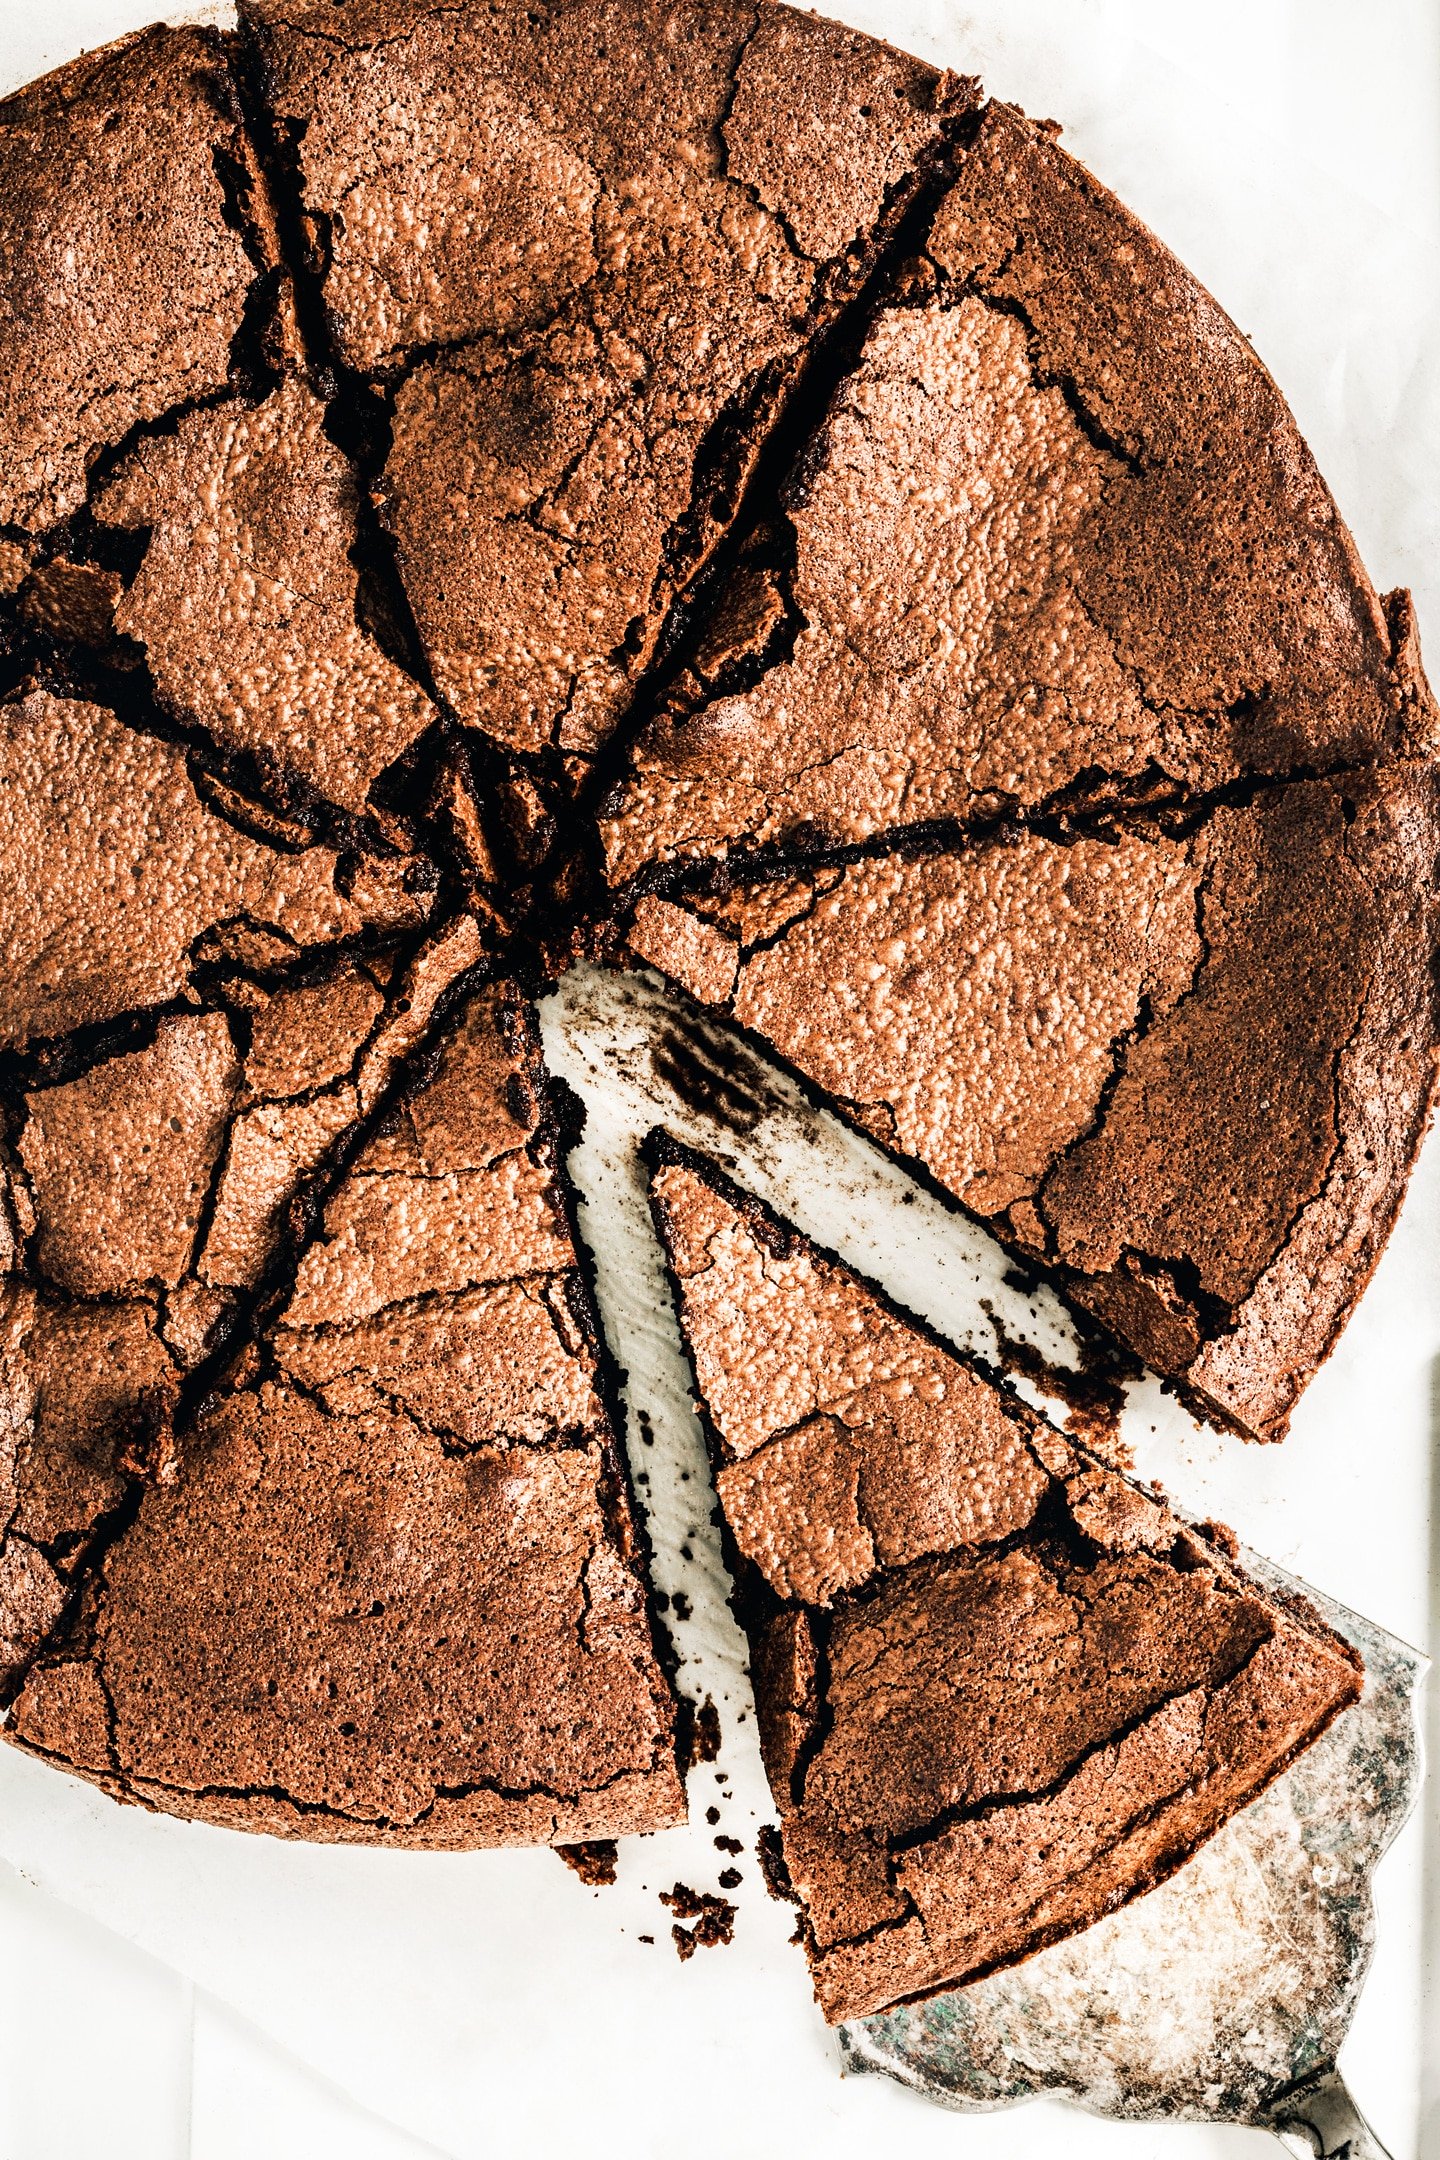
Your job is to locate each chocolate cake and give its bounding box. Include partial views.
[600,101,1431,887]
[6,977,684,1843]
[645,1137,1362,2019]
[0,0,1431,1918]
[624,766,1440,1441]
[242,0,975,783]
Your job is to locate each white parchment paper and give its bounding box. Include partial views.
[1,5,1437,2155]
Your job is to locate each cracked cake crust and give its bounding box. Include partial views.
[624,765,1440,1441]
[599,102,1431,890]
[0,688,436,1055]
[0,0,1434,1882]
[242,0,977,777]
[0,897,485,1693]
[645,1137,1362,2020]
[5,975,685,1844]
[0,26,275,540]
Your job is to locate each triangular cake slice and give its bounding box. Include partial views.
[243,0,976,787]
[623,764,1440,1442]
[4,979,684,1847]
[645,1136,1362,2023]
[0,683,479,1692]
[600,99,1436,895]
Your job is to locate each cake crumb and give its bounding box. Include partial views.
[661,1882,737,1959]
[981,1299,1136,1466]
[757,1825,797,1906]
[682,1694,722,1767]
[556,1839,619,1886]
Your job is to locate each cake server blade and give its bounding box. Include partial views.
[838,1559,1422,2151]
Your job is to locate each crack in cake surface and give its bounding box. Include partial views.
[644,1137,1362,2018]
[4,971,684,1844]
[0,1,1436,1878]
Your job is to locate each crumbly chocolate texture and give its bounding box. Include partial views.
[92,376,441,823]
[0,689,434,1053]
[0,914,484,1692]
[0,27,271,538]
[243,0,975,767]
[626,765,1440,1441]
[646,1139,1362,2021]
[600,102,1437,889]
[0,23,444,831]
[556,1838,620,1885]
[7,979,684,1846]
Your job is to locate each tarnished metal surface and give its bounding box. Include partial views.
[840,1563,1422,2138]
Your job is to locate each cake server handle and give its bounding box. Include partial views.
[1263,2065,1392,2158]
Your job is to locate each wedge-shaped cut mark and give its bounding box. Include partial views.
[0,26,275,538]
[600,102,1433,892]
[0,915,485,1693]
[624,766,1440,1440]
[6,976,684,1846]
[0,688,436,1055]
[243,0,977,771]
[645,1137,1362,2022]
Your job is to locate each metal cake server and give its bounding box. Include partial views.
[839,1558,1422,2154]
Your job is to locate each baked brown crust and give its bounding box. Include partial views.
[0,2,1434,1877]
[0,689,432,1053]
[244,0,975,768]
[601,102,1429,888]
[94,377,440,821]
[0,910,484,1691]
[646,1138,1362,2020]
[0,27,270,537]
[7,980,684,1843]
[626,766,1440,1441]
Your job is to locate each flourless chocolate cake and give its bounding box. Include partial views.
[646,1137,1362,2020]
[0,0,1431,1952]
[600,101,1433,888]
[624,766,1440,1441]
[7,977,684,1843]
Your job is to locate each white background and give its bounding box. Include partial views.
[2,3,1439,2155]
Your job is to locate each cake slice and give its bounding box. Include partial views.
[600,99,1437,895]
[0,901,484,1693]
[623,763,1440,1441]
[645,1136,1362,2022]
[242,0,976,782]
[4,979,684,1847]
[0,29,443,834]
[0,27,274,545]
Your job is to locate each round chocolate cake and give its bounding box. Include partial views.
[0,0,1432,2020]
